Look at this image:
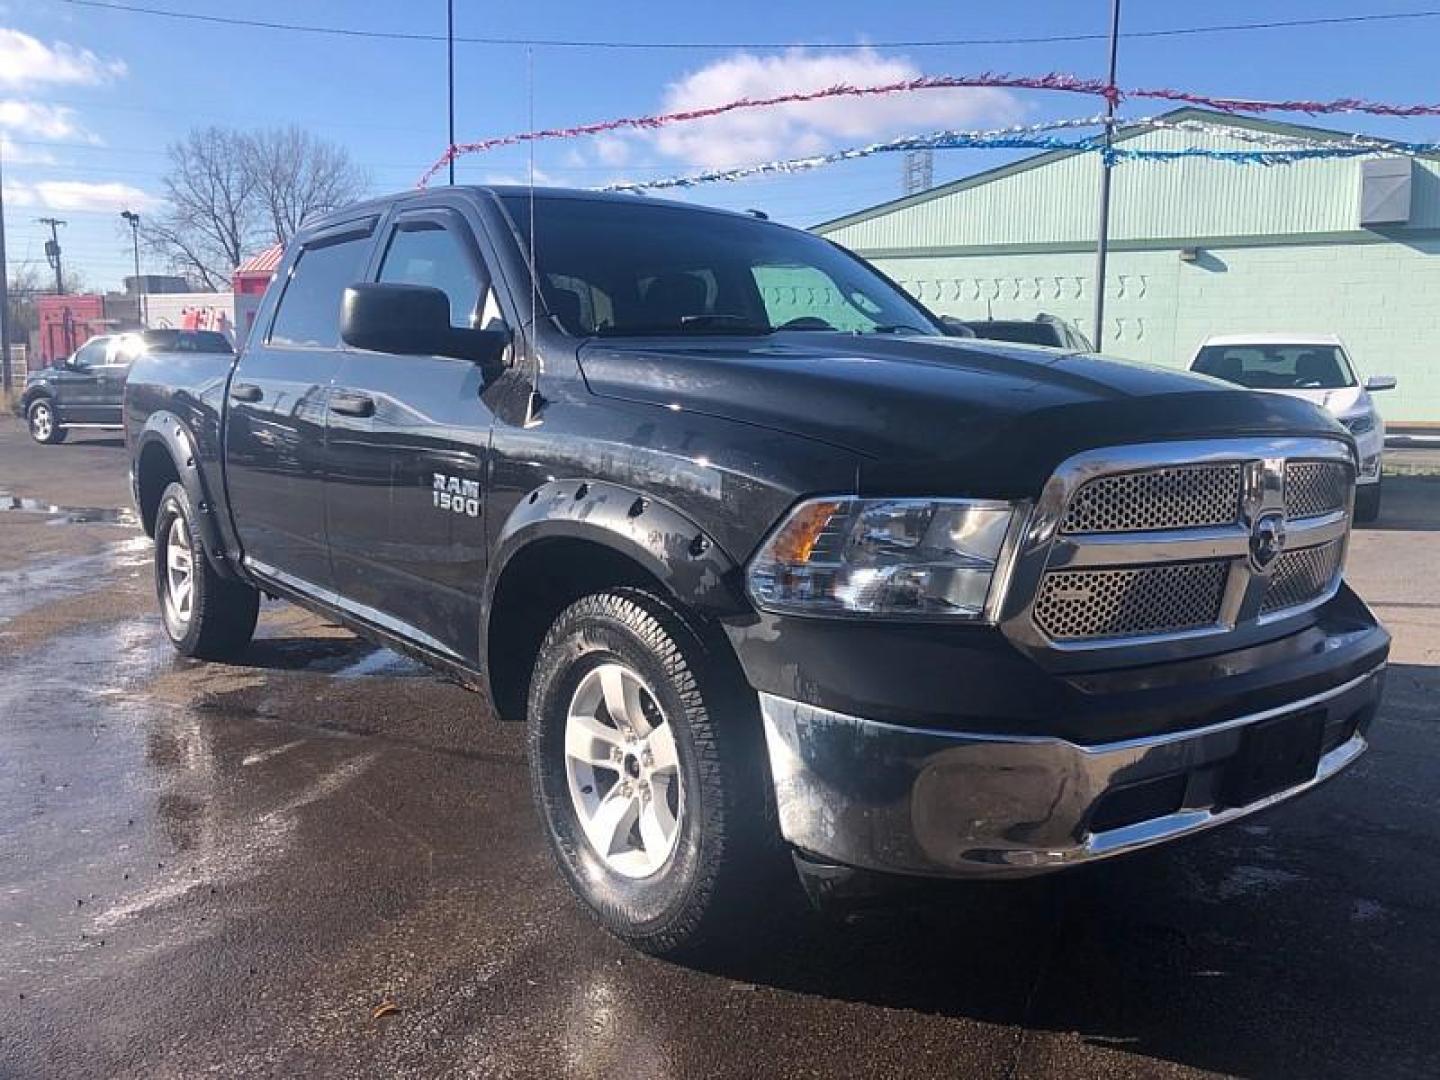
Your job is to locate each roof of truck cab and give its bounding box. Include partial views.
[305,185,766,233]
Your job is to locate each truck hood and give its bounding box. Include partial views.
[577,334,1350,496]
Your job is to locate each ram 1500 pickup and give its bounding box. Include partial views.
[124,186,1389,956]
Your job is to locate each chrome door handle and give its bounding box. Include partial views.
[230,383,262,403]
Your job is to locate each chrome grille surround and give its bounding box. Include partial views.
[997,437,1355,670]
[1060,464,1242,535]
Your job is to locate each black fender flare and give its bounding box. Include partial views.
[133,410,240,579]
[482,478,749,653]
[18,383,53,414]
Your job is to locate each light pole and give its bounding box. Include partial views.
[121,210,143,327]
[1091,0,1122,351]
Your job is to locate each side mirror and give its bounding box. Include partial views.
[1364,374,1397,392]
[938,315,975,338]
[340,283,509,375]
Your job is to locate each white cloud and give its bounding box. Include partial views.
[642,48,1024,169]
[0,99,93,140]
[593,135,631,167]
[3,178,154,212]
[478,165,559,187]
[0,28,126,90]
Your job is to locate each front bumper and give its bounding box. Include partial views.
[761,663,1384,878]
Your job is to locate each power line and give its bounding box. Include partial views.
[51,0,1440,50]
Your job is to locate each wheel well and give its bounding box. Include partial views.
[136,442,182,537]
[485,538,670,722]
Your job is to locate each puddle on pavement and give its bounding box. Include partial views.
[0,492,138,527]
[0,535,151,623]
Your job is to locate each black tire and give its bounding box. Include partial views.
[1355,481,1382,524]
[26,398,66,444]
[527,587,776,956]
[154,482,259,659]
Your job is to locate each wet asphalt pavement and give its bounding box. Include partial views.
[1,417,1438,1079]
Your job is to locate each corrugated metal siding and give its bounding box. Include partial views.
[821,125,1440,251]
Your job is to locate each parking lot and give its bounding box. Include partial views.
[1,415,1437,1080]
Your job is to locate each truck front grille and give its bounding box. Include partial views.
[1060,463,1242,535]
[1012,439,1354,651]
[1261,539,1346,615]
[1033,561,1229,642]
[1284,460,1350,520]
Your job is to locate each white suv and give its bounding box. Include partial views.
[1190,334,1396,522]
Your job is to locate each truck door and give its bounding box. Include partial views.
[53,336,110,421]
[224,216,376,592]
[324,204,505,662]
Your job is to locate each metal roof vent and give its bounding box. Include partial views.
[1359,157,1413,227]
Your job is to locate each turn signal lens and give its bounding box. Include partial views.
[747,497,1019,621]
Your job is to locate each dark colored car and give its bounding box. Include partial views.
[124,187,1388,956]
[19,328,232,444]
[960,313,1095,351]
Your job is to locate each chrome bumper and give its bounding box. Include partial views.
[759,665,1384,878]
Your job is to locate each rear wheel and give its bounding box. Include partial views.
[27,399,66,444]
[154,482,259,659]
[526,588,775,956]
[1355,481,1382,524]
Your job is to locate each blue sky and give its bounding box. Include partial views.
[4,0,1440,290]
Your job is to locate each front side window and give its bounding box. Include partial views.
[72,338,109,367]
[378,221,484,329]
[1194,345,1356,391]
[269,234,372,349]
[500,195,941,338]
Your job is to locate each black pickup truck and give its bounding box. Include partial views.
[124,186,1388,955]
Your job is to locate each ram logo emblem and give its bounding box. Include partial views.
[433,473,480,518]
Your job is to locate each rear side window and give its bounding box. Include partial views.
[269,234,371,348]
[378,222,483,329]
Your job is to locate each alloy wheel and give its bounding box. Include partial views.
[564,662,684,878]
[30,403,53,441]
[163,516,194,630]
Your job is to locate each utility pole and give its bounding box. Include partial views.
[121,210,143,326]
[1090,0,1121,351]
[39,216,66,294]
[447,0,456,186]
[0,138,11,395]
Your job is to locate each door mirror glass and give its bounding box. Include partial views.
[341,284,508,371]
[1364,374,1397,392]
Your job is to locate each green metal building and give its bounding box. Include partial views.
[815,107,1440,424]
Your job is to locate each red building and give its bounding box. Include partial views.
[36,294,108,366]
[233,244,283,342]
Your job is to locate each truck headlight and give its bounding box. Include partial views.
[746,497,1020,620]
[1342,412,1375,436]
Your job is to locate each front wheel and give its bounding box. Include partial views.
[154,482,260,659]
[27,399,66,444]
[527,588,775,956]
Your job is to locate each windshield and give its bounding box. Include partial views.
[499,194,941,338]
[1194,344,1355,391]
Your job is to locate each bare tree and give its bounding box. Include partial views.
[145,126,367,289]
[245,127,368,246]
